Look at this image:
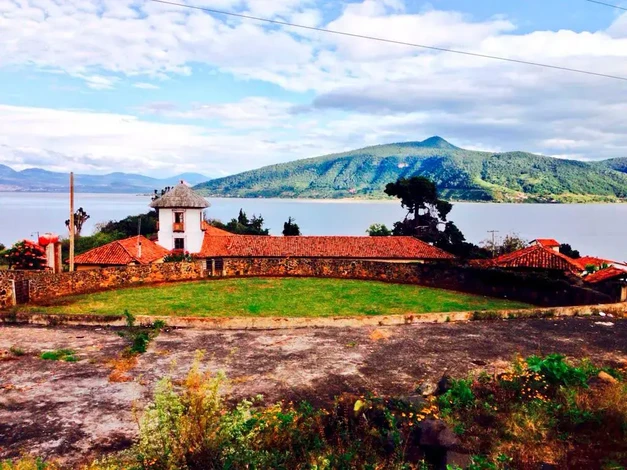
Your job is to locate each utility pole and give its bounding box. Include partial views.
[69,172,75,272]
[487,230,499,258]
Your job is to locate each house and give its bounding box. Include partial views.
[73,235,169,270]
[572,256,627,271]
[530,239,560,252]
[150,182,210,253]
[147,183,456,263]
[198,234,455,262]
[474,243,582,274]
[583,266,627,302]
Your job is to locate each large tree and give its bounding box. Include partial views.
[384,176,487,258]
[481,233,528,258]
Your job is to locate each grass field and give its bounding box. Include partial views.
[18,278,530,317]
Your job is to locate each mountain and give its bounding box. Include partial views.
[194,137,627,203]
[0,165,211,193]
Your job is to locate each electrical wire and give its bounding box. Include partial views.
[586,0,627,11]
[149,0,627,82]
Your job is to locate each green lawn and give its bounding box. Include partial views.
[19,278,530,317]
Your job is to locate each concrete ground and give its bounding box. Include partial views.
[1,317,626,465]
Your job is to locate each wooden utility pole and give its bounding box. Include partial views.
[69,172,75,272]
[487,230,499,258]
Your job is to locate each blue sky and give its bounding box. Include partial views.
[1,0,627,177]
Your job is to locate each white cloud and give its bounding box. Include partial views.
[3,0,627,172]
[133,82,160,90]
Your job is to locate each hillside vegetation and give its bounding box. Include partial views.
[194,137,627,203]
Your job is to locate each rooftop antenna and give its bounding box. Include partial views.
[487,230,499,258]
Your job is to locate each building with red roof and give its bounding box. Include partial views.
[472,244,582,274]
[74,235,169,270]
[530,239,561,252]
[198,234,455,261]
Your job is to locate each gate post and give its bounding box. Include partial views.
[10,279,17,308]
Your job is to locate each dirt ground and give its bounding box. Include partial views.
[1,317,626,465]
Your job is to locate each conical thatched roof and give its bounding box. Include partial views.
[150,183,210,209]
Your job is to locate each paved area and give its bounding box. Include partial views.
[1,317,626,465]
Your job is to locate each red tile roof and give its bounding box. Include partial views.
[199,235,455,260]
[476,244,582,273]
[201,222,232,236]
[572,256,624,270]
[74,236,169,266]
[583,266,627,284]
[532,238,561,248]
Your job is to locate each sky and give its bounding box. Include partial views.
[1,0,627,178]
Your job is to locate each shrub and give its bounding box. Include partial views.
[438,379,475,414]
[164,249,193,263]
[3,240,47,270]
[526,354,589,388]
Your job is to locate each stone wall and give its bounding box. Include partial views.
[0,279,14,309]
[219,258,614,307]
[0,261,205,304]
[0,257,616,309]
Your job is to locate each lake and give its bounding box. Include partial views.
[0,192,625,261]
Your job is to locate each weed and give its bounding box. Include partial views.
[471,311,501,321]
[438,379,475,414]
[40,349,78,362]
[152,319,167,330]
[526,354,589,387]
[445,316,451,322]
[9,346,25,356]
[123,309,135,328]
[346,341,357,348]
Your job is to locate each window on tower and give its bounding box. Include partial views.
[174,238,185,250]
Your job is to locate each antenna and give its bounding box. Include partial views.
[487,230,499,258]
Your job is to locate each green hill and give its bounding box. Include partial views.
[194,137,627,203]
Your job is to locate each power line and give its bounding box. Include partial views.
[585,0,627,11]
[149,0,627,82]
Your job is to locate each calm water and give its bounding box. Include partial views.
[0,192,625,261]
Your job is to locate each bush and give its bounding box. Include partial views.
[163,249,193,263]
[3,240,47,270]
[526,354,589,388]
[40,349,78,362]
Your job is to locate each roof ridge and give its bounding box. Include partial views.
[117,236,138,262]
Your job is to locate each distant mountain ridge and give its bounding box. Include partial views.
[0,164,211,193]
[193,137,627,203]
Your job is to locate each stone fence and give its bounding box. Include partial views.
[220,258,614,307]
[0,261,205,306]
[0,257,616,309]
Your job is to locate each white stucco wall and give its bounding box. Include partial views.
[156,208,205,253]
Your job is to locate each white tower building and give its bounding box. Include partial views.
[150,182,210,253]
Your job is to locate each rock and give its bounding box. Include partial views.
[435,375,452,396]
[417,380,437,396]
[594,322,614,327]
[598,371,618,384]
[402,394,427,408]
[599,311,607,317]
[418,419,460,450]
[446,451,472,469]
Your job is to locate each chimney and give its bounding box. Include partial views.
[137,240,142,259]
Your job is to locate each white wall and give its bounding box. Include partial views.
[156,208,205,253]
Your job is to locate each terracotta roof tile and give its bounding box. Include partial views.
[584,266,627,284]
[533,238,560,248]
[74,236,169,266]
[476,244,582,273]
[572,256,624,270]
[199,235,455,260]
[201,222,233,236]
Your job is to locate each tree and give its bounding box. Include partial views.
[3,240,47,270]
[384,176,485,258]
[481,233,528,258]
[221,209,270,235]
[282,217,301,236]
[366,224,391,236]
[65,207,90,237]
[96,211,158,238]
[560,243,580,259]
